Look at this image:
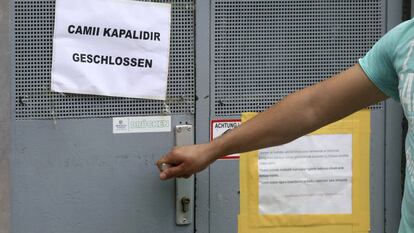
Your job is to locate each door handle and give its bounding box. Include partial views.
[175,125,194,225]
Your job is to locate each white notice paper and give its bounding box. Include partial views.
[259,134,352,215]
[51,0,171,100]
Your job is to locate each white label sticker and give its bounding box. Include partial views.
[259,134,352,215]
[211,119,241,159]
[113,116,171,134]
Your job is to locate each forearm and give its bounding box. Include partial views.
[210,85,329,157]
[209,64,387,159]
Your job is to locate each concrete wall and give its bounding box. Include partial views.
[0,0,11,232]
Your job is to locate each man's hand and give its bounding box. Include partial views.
[156,143,217,180]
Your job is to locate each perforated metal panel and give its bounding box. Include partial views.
[213,0,385,116]
[14,0,195,120]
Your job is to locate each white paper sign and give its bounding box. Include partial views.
[113,116,171,134]
[51,0,171,100]
[258,134,352,215]
[210,120,241,159]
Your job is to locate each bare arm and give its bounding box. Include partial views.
[157,64,387,179]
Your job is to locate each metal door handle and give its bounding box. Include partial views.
[175,125,194,225]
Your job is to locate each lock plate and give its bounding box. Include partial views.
[175,125,194,225]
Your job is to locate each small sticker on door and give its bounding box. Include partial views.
[113,116,171,134]
[210,119,242,159]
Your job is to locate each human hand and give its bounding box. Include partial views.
[156,143,217,180]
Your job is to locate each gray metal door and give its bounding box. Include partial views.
[10,0,195,233]
[195,1,404,233]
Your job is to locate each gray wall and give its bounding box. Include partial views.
[412,0,414,17]
[0,0,11,232]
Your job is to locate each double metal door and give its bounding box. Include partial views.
[7,1,405,233]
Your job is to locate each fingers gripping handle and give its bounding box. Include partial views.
[159,163,172,172]
[175,125,194,225]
